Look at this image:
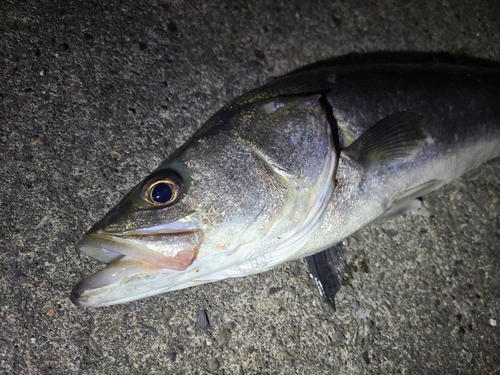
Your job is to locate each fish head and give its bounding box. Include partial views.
[71,95,336,307]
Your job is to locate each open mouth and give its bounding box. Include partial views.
[71,228,203,307]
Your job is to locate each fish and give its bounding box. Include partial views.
[71,64,500,308]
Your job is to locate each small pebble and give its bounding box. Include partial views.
[362,351,370,365]
[167,21,178,33]
[57,43,69,52]
[331,330,344,344]
[196,309,210,330]
[206,357,219,373]
[381,228,398,238]
[154,81,168,89]
[268,286,282,295]
[217,327,231,346]
[254,49,265,60]
[490,318,497,327]
[163,305,175,321]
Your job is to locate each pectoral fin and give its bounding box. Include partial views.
[374,179,445,223]
[306,240,349,310]
[373,199,422,223]
[344,110,428,168]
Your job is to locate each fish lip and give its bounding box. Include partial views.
[70,287,86,307]
[70,256,169,307]
[117,221,197,235]
[76,218,204,266]
[76,229,203,271]
[75,234,124,264]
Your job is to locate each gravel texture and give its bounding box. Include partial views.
[1,0,499,374]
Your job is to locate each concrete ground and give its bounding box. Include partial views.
[1,0,499,374]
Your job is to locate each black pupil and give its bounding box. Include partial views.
[151,183,173,204]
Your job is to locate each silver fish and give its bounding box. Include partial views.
[71,65,500,308]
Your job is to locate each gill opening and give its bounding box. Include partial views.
[318,93,341,187]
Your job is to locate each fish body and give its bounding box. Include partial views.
[71,64,500,308]
[287,65,500,259]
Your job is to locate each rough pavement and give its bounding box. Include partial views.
[1,1,499,374]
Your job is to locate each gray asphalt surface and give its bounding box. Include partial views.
[1,1,500,374]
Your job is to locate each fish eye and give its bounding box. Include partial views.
[151,182,174,203]
[141,170,183,206]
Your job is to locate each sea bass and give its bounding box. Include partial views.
[71,64,500,308]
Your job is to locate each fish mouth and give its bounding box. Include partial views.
[71,224,203,308]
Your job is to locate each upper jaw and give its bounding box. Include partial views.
[76,218,203,266]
